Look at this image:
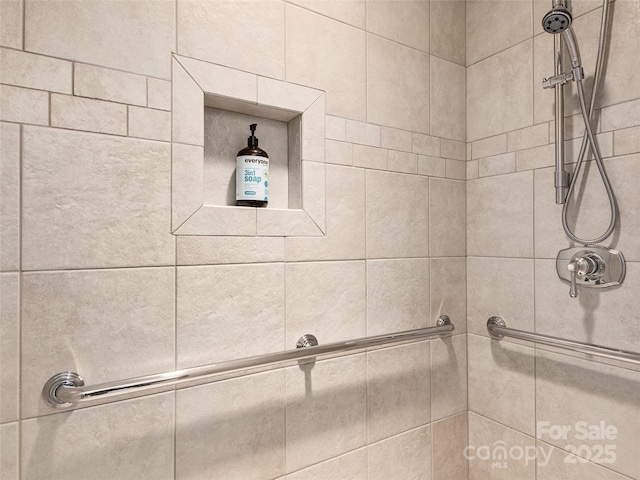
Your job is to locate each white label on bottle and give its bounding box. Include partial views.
[236,155,269,202]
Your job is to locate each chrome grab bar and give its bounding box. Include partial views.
[43,315,455,408]
[487,317,640,365]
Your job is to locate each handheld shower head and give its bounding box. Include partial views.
[542,6,573,34]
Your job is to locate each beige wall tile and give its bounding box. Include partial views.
[258,76,323,114]
[148,78,171,111]
[472,133,507,160]
[431,0,466,66]
[381,126,412,152]
[366,258,430,335]
[128,106,171,142]
[366,0,430,53]
[301,95,326,164]
[368,426,432,480]
[467,171,534,257]
[441,138,467,161]
[178,1,284,80]
[286,355,367,472]
[536,442,633,480]
[171,59,204,147]
[388,150,417,174]
[286,448,367,480]
[433,412,469,480]
[533,33,556,125]
[468,40,533,141]
[565,132,613,164]
[367,35,430,133]
[22,393,174,480]
[601,98,640,131]
[468,412,535,480]
[367,343,430,443]
[466,0,532,65]
[0,85,48,125]
[286,165,365,261]
[287,5,366,120]
[301,159,327,231]
[0,48,71,93]
[0,274,18,422]
[468,334,536,435]
[353,144,388,170]
[508,123,550,152]
[419,155,446,177]
[431,56,466,141]
[430,258,467,333]
[288,0,365,28]
[0,422,18,479]
[467,159,479,179]
[366,170,429,258]
[177,236,284,265]
[176,372,285,480]
[0,0,22,49]
[0,122,19,271]
[21,268,175,417]
[177,264,285,368]
[257,209,323,237]
[535,260,640,355]
[286,261,365,346]
[479,152,516,177]
[22,127,174,270]
[325,139,353,166]
[51,94,127,136]
[430,178,466,256]
[326,115,346,141]
[345,119,381,147]
[172,143,203,230]
[431,333,467,420]
[515,143,555,171]
[413,132,441,156]
[446,158,466,179]
[25,0,174,79]
[468,256,534,337]
[74,63,146,106]
[614,125,640,156]
[536,350,640,478]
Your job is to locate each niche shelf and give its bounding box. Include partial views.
[171,55,326,236]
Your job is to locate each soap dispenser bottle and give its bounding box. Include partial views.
[236,123,269,207]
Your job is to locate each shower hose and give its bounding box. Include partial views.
[561,0,618,246]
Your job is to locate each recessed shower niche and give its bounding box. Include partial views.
[171,55,326,236]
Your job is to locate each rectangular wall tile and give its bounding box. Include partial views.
[367,258,430,336]
[177,264,285,368]
[176,372,285,480]
[381,126,412,152]
[0,0,23,49]
[22,127,174,270]
[286,355,367,472]
[22,393,174,480]
[286,260,365,346]
[430,258,467,334]
[367,342,430,443]
[467,171,534,258]
[468,334,536,435]
[51,94,127,136]
[430,56,466,142]
[0,85,49,125]
[286,448,366,480]
[345,119,380,147]
[433,412,469,480]
[0,122,20,271]
[74,63,146,106]
[0,274,19,422]
[25,0,175,78]
[366,170,429,258]
[147,78,171,111]
[1,48,72,93]
[431,333,468,420]
[479,152,516,177]
[387,150,417,174]
[472,134,507,160]
[177,236,284,265]
[368,426,431,480]
[367,0,429,53]
[21,268,175,417]
[430,178,466,257]
[128,106,171,141]
[353,144,388,170]
[431,0,466,66]
[0,422,18,480]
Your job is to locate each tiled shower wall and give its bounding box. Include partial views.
[0,1,468,479]
[465,0,640,479]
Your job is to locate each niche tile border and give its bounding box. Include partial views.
[171,55,326,236]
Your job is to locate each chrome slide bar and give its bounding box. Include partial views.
[487,317,640,365]
[43,316,454,408]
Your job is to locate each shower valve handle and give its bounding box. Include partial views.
[566,252,604,298]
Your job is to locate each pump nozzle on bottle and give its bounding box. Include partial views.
[248,123,258,148]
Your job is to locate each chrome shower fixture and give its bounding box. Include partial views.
[556,246,626,298]
[542,4,572,34]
